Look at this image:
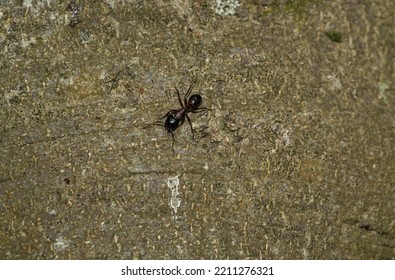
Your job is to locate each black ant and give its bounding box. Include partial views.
[146,79,209,151]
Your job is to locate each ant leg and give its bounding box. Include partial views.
[175,87,184,107]
[185,114,195,140]
[161,109,177,119]
[143,120,163,129]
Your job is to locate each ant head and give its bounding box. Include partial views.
[165,115,180,132]
[188,94,202,109]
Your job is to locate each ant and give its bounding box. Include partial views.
[146,79,209,152]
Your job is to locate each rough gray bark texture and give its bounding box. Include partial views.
[0,0,394,259]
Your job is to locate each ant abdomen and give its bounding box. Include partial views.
[165,115,180,132]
